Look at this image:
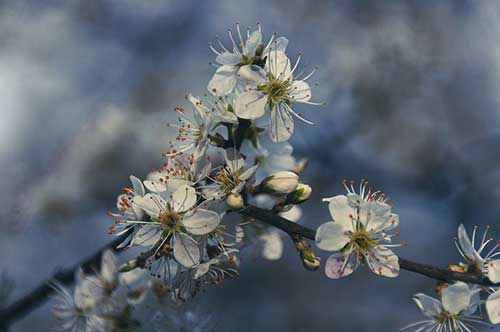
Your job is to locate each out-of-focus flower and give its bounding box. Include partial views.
[260,171,299,194]
[401,282,489,332]
[207,22,288,96]
[235,49,318,142]
[315,180,403,279]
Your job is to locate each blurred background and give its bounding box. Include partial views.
[1,0,500,331]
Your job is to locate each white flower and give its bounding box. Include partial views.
[203,148,258,201]
[315,180,402,279]
[163,94,217,160]
[401,282,489,332]
[207,22,288,96]
[235,50,318,142]
[193,249,240,284]
[260,171,299,194]
[131,185,220,268]
[51,277,107,332]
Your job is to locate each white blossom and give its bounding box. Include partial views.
[207,22,288,96]
[315,180,403,278]
[235,49,318,142]
[401,282,489,332]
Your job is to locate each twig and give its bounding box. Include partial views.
[241,205,500,287]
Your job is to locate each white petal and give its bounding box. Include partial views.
[224,148,245,173]
[182,209,220,235]
[208,65,237,96]
[486,289,500,324]
[237,65,267,85]
[366,246,400,278]
[325,252,359,279]
[457,224,479,262]
[173,233,201,268]
[442,282,472,315]
[194,262,211,279]
[315,221,350,251]
[129,175,145,196]
[74,276,103,310]
[413,293,442,318]
[100,250,118,285]
[327,195,355,228]
[143,180,167,193]
[131,225,162,247]
[240,164,259,180]
[216,52,241,65]
[269,104,294,142]
[266,50,291,80]
[172,185,197,213]
[266,36,288,53]
[488,260,500,283]
[245,30,262,56]
[279,206,302,222]
[235,91,267,120]
[134,194,166,217]
[260,229,284,260]
[288,80,311,102]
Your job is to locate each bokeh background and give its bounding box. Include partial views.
[2,0,500,331]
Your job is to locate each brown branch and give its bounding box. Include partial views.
[241,205,500,287]
[0,228,134,329]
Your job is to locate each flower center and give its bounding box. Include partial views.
[158,211,182,232]
[260,79,291,105]
[346,230,378,255]
[215,167,240,193]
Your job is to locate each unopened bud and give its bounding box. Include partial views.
[287,183,312,204]
[260,171,299,194]
[119,259,138,272]
[301,250,321,271]
[226,192,244,209]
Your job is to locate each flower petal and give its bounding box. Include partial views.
[143,180,167,193]
[172,185,197,213]
[131,225,162,247]
[457,224,479,262]
[266,36,288,53]
[100,250,118,285]
[237,64,267,84]
[216,52,241,66]
[239,164,259,180]
[413,293,442,318]
[134,194,166,217]
[326,195,355,228]
[173,233,201,268]
[315,221,350,251]
[260,229,284,260]
[208,65,237,96]
[224,148,245,173]
[325,252,359,279]
[245,30,262,56]
[129,175,145,196]
[182,209,220,235]
[488,259,500,283]
[266,50,291,80]
[269,104,294,142]
[366,246,400,278]
[442,281,472,315]
[288,80,311,102]
[235,91,267,120]
[486,289,500,324]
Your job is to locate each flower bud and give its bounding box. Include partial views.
[260,171,299,194]
[226,192,244,209]
[287,183,312,204]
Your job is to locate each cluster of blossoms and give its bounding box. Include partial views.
[52,22,317,332]
[48,21,500,332]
